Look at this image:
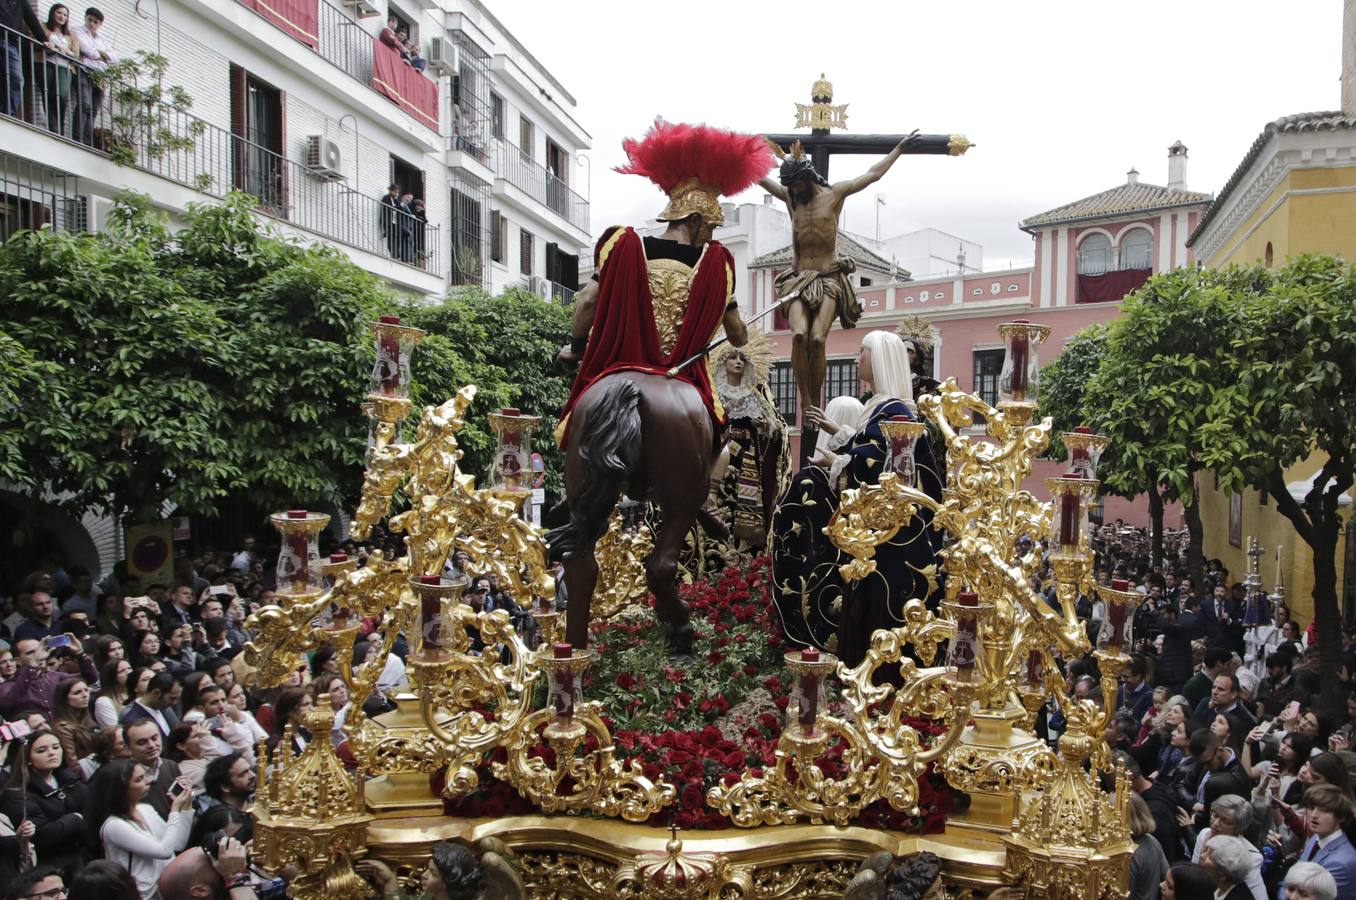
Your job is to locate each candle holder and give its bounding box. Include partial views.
[1018,647,1052,732]
[1046,472,1099,555]
[532,594,564,648]
[784,647,836,743]
[318,552,358,629]
[1062,427,1110,480]
[1242,537,1271,627]
[365,316,425,460]
[879,417,928,484]
[271,510,330,597]
[486,408,541,502]
[409,574,470,658]
[941,591,989,685]
[996,320,1052,416]
[1096,579,1143,655]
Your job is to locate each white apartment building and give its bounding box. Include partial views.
[0,0,590,302]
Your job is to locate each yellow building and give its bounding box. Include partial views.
[1185,7,1356,625]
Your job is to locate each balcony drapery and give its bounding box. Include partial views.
[1076,267,1151,304]
[238,0,319,48]
[371,40,438,132]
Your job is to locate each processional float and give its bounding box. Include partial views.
[242,307,1141,899]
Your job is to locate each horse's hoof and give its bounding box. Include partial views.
[666,624,695,657]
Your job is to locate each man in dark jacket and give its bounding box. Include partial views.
[1154,604,1201,694]
[1116,750,1182,863]
[1,0,47,117]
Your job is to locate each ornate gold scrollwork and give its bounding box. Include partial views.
[591,507,655,620]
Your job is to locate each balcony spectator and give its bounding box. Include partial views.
[400,31,426,72]
[1,0,47,118]
[412,197,427,263]
[378,14,400,50]
[43,4,80,137]
[380,183,405,259]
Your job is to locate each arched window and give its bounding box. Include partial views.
[1119,229,1152,270]
[1076,233,1112,275]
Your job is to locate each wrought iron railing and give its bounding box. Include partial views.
[493,138,589,233]
[315,0,374,86]
[550,281,577,304]
[0,23,439,275]
[0,150,83,241]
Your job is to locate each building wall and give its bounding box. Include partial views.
[1201,165,1356,267]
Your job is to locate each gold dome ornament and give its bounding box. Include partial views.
[812,73,833,102]
[612,822,737,899]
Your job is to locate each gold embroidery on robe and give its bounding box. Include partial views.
[646,257,694,357]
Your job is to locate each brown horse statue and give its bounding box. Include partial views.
[553,369,722,654]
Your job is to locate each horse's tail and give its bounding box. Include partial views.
[548,378,642,560]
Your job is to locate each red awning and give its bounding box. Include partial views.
[1076,267,1151,304]
[371,39,439,132]
[238,0,318,48]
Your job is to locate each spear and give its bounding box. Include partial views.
[664,299,791,378]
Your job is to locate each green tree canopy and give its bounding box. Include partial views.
[0,192,572,525]
[1200,254,1356,708]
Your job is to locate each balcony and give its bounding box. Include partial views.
[232,0,440,132]
[0,25,439,276]
[0,150,83,241]
[493,138,589,234]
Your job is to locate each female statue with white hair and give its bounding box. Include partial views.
[771,329,944,666]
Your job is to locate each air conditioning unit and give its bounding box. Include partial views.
[304,135,344,180]
[81,194,115,233]
[528,275,550,299]
[341,0,379,17]
[428,37,461,76]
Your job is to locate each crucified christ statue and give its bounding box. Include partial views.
[760,133,917,463]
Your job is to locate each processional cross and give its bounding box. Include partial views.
[759,75,971,465]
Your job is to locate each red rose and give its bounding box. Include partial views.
[674,692,693,711]
[724,750,744,769]
[615,672,638,691]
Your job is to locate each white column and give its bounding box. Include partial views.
[1157,213,1172,272]
[1054,227,1069,307]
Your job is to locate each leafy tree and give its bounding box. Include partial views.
[1041,323,1168,567]
[1202,254,1356,709]
[1082,266,1264,586]
[400,287,571,498]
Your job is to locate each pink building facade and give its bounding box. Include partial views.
[754,145,1211,528]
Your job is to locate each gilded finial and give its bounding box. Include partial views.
[812,73,833,102]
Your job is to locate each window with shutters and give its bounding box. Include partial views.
[229,65,285,217]
[490,211,505,264]
[825,358,859,405]
[491,93,505,140]
[972,348,1004,421]
[519,118,535,160]
[769,363,798,427]
[520,229,534,277]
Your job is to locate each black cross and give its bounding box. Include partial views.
[762,131,963,181]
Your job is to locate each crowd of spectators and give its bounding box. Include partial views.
[1033,521,1356,900]
[0,531,549,898]
[377,15,426,73]
[379,184,430,266]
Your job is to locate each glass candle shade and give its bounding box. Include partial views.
[997,320,1052,404]
[1063,426,1110,480]
[410,574,468,655]
[486,408,541,496]
[319,552,357,627]
[369,316,424,401]
[785,647,833,737]
[271,510,330,596]
[546,643,585,720]
[1025,649,1044,689]
[1046,472,1097,550]
[946,591,982,682]
[1097,578,1142,652]
[1242,588,1271,628]
[880,417,927,485]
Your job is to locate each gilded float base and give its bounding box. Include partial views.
[365,814,1010,899]
[942,702,1055,834]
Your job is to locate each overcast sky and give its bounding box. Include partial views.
[493,0,1342,268]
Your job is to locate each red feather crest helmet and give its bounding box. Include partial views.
[616,118,774,228]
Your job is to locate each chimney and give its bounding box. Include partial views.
[763,193,775,206]
[1344,0,1355,115]
[1126,167,1140,186]
[1167,142,1188,191]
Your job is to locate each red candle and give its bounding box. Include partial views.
[1058,489,1081,547]
[329,552,348,563]
[418,575,442,650]
[286,531,310,589]
[1106,577,1131,650]
[379,315,402,325]
[501,407,520,416]
[551,643,574,717]
[377,331,402,396]
[287,509,308,519]
[1009,321,1030,398]
[1025,649,1042,686]
[798,648,820,734]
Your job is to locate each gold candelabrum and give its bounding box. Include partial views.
[244,316,1135,897]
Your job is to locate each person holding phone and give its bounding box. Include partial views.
[87,758,194,898]
[0,636,96,718]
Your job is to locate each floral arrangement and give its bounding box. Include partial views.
[443,555,956,831]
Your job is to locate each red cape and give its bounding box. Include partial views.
[559,228,732,444]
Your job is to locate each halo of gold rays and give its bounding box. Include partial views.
[710,327,776,387]
[894,314,937,350]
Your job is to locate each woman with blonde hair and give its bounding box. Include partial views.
[1129,793,1170,900]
